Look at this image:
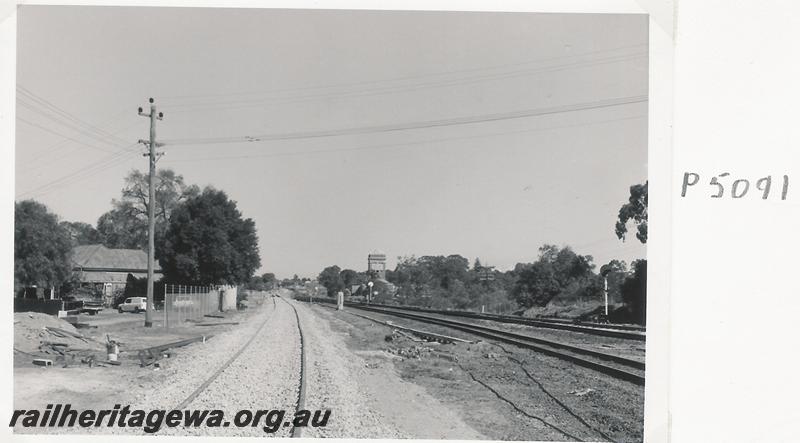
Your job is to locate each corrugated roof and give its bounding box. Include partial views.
[71,244,161,272]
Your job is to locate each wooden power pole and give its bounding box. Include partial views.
[138,98,163,327]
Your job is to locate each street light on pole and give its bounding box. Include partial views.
[367,281,374,304]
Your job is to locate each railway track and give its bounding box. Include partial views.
[172,295,308,437]
[280,296,308,438]
[173,296,278,411]
[347,304,645,386]
[346,301,645,340]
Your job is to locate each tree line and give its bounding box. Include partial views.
[313,181,648,324]
[14,168,262,296]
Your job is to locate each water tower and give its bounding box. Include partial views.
[367,251,387,280]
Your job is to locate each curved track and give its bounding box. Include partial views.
[347,301,646,340]
[349,304,645,386]
[174,297,279,411]
[278,296,308,438]
[173,295,309,436]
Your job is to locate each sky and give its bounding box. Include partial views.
[14,6,648,278]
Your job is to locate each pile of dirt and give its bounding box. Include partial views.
[14,312,103,356]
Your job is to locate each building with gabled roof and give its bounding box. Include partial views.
[71,244,162,305]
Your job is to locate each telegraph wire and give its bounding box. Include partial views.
[17,86,131,146]
[17,143,140,199]
[16,99,130,149]
[161,115,646,164]
[18,107,131,168]
[161,53,647,113]
[16,116,121,154]
[26,119,141,171]
[18,147,138,198]
[160,43,647,103]
[162,95,647,146]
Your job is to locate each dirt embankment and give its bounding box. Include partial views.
[14,312,105,360]
[307,302,645,442]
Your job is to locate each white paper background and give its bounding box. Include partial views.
[4,0,799,442]
[671,1,800,442]
[0,2,669,443]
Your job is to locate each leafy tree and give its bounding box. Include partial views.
[246,272,276,291]
[511,262,562,308]
[261,273,276,287]
[339,269,365,288]
[96,202,148,249]
[60,221,101,246]
[616,181,648,243]
[318,265,344,296]
[419,255,470,289]
[14,200,74,295]
[158,188,260,285]
[621,259,647,325]
[97,169,199,251]
[614,183,648,322]
[389,256,430,294]
[511,245,599,308]
[386,254,498,309]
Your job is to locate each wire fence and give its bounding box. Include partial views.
[164,284,220,328]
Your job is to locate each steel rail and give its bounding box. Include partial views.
[349,304,645,386]
[348,301,646,339]
[277,296,308,439]
[174,296,277,410]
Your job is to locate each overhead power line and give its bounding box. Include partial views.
[161,115,646,164]
[17,86,131,146]
[24,119,141,172]
[161,52,647,113]
[18,107,132,168]
[16,99,130,149]
[16,116,121,154]
[17,144,140,199]
[160,43,646,103]
[162,95,647,147]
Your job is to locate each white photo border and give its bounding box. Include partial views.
[0,1,674,442]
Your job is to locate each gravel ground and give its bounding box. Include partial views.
[162,295,301,437]
[361,306,646,362]
[17,292,283,435]
[15,291,487,438]
[291,299,406,438]
[309,302,644,442]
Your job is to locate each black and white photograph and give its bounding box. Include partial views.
[10,4,651,441]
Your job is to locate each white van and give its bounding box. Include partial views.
[118,297,147,313]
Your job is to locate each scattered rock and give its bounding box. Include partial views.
[387,346,433,359]
[569,388,596,396]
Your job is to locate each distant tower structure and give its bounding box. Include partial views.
[367,251,387,280]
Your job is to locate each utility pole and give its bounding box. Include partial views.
[138,98,164,328]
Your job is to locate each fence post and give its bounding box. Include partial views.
[178,285,182,325]
[165,284,169,328]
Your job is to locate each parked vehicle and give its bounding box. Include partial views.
[118,297,147,313]
[62,287,104,314]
